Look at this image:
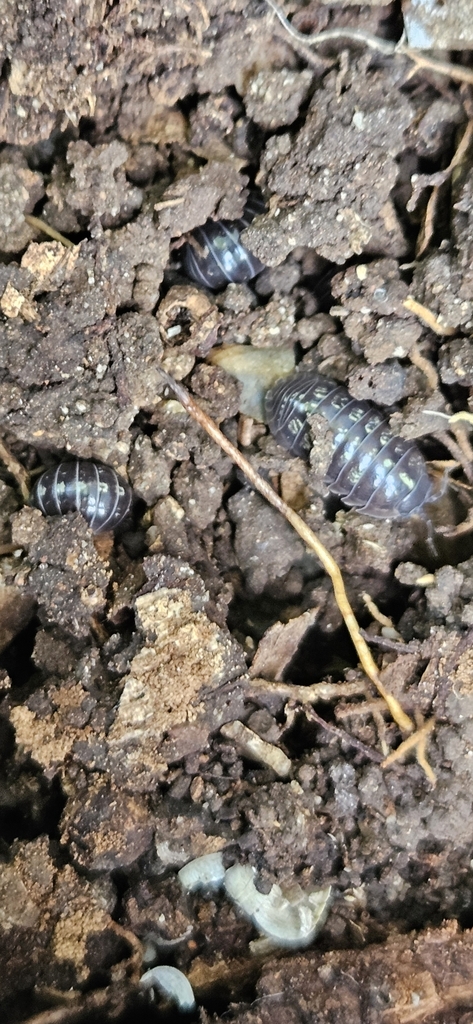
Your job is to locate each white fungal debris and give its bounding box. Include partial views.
[178,850,227,893]
[223,863,331,949]
[140,965,196,1012]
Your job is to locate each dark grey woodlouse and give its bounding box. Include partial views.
[31,460,133,533]
[181,192,266,289]
[265,371,437,519]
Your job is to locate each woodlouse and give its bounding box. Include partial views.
[31,460,133,533]
[181,192,266,289]
[264,371,438,519]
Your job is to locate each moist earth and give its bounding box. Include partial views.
[1,2,473,1022]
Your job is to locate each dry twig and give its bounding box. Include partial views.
[159,370,436,783]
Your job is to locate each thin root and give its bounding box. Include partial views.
[302,703,384,763]
[264,0,473,85]
[362,592,396,631]
[416,121,473,257]
[403,298,456,338]
[247,677,368,705]
[382,714,436,786]
[109,921,143,982]
[24,215,76,249]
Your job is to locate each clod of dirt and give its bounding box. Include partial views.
[2,311,163,470]
[243,69,314,130]
[11,510,112,636]
[0,836,120,1001]
[347,360,409,406]
[60,777,154,873]
[413,253,473,334]
[0,153,44,254]
[45,140,143,231]
[331,260,424,367]
[188,92,253,164]
[242,61,417,266]
[106,586,246,792]
[227,489,317,596]
[438,336,473,385]
[159,163,252,237]
[172,462,224,531]
[1,242,80,322]
[225,921,473,1024]
[127,435,172,506]
[235,780,338,886]
[107,213,173,312]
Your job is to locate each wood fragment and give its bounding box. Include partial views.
[359,629,421,654]
[220,720,292,777]
[154,197,186,211]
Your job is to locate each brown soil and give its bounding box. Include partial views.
[1,2,473,1022]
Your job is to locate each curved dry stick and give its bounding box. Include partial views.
[158,370,413,734]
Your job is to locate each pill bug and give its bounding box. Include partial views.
[181,191,266,289]
[264,371,437,519]
[31,460,133,533]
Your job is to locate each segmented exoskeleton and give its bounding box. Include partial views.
[31,460,133,533]
[181,192,266,289]
[265,371,437,519]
